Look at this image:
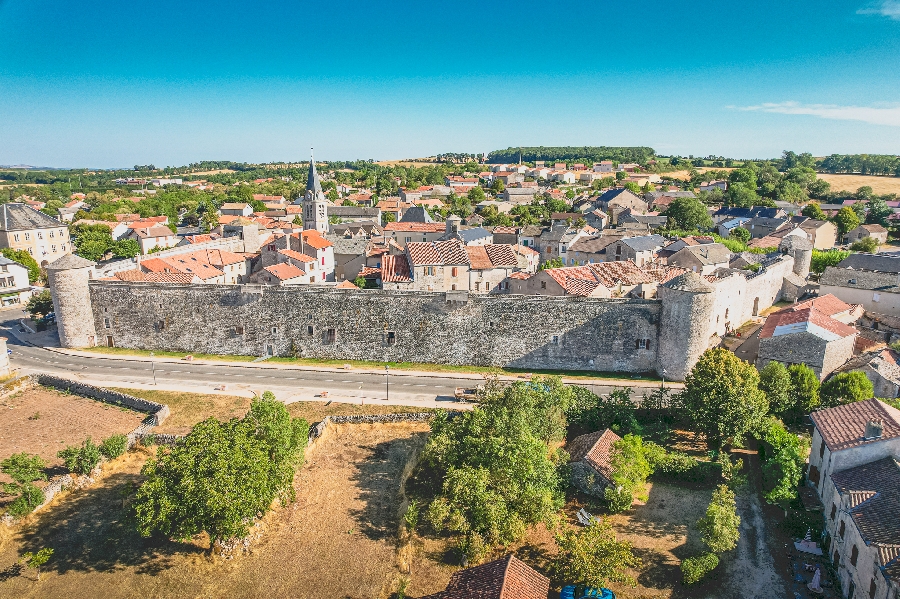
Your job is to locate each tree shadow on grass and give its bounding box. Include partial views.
[348,432,429,542]
[14,472,205,577]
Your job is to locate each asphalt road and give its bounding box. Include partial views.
[1,312,657,407]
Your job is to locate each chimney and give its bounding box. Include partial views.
[864,419,884,440]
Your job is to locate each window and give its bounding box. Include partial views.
[551,335,560,345]
[27,248,32,255]
[49,230,54,238]
[61,244,66,251]
[51,245,56,253]
[426,266,435,276]
[451,267,458,277]
[405,237,412,243]
[37,232,43,240]
[474,282,479,291]
[615,245,622,255]
[104,318,110,328]
[830,504,837,520]
[820,439,826,458]
[541,281,547,289]
[271,327,277,334]
[24,233,30,241]
[60,229,65,237]
[307,326,314,335]
[850,545,858,567]
[636,339,651,350]
[386,331,396,345]
[13,234,19,242]
[235,326,244,335]
[451,284,457,290]
[839,520,846,539]
[325,328,336,344]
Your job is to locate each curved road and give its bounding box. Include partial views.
[1,311,655,407]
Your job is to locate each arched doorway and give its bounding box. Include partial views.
[752,297,760,316]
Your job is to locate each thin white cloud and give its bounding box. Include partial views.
[857,0,900,20]
[737,101,900,127]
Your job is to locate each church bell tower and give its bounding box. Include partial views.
[303,148,329,234]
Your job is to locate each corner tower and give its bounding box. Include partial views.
[656,271,716,382]
[46,253,98,348]
[303,149,329,234]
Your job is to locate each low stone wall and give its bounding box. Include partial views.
[34,374,170,425]
[308,412,439,445]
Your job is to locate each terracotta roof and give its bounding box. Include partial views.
[407,242,443,266]
[381,254,411,282]
[788,294,853,317]
[186,248,245,267]
[484,244,519,267]
[278,249,316,263]
[358,266,382,278]
[758,306,857,341]
[567,429,622,483]
[138,257,171,273]
[220,202,249,210]
[264,263,306,281]
[421,554,549,599]
[180,234,219,244]
[384,222,446,233]
[129,224,174,239]
[159,255,224,280]
[508,271,531,280]
[810,399,900,452]
[466,246,493,270]
[492,226,518,234]
[335,280,359,289]
[299,232,333,250]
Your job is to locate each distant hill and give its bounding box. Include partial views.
[487,146,656,165]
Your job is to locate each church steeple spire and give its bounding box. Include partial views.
[303,148,328,234]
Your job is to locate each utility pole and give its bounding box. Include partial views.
[385,364,390,401]
[150,352,157,385]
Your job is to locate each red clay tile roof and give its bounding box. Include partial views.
[421,554,549,599]
[159,255,224,280]
[299,233,332,250]
[381,254,411,282]
[407,242,443,266]
[263,263,306,281]
[492,226,518,234]
[788,294,853,317]
[508,271,531,280]
[358,266,382,278]
[435,240,470,265]
[466,245,493,270]
[187,248,245,267]
[138,257,171,273]
[485,244,519,267]
[335,280,359,289]
[758,307,857,340]
[180,234,218,244]
[384,222,446,233]
[277,249,316,263]
[810,399,900,452]
[567,429,622,483]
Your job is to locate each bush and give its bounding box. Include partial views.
[697,485,741,553]
[57,438,102,475]
[810,249,850,274]
[820,371,873,408]
[100,434,129,460]
[850,236,879,253]
[7,483,44,517]
[681,552,719,584]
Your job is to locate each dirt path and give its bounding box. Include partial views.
[708,442,785,599]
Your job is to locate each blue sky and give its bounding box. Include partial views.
[1,0,899,167]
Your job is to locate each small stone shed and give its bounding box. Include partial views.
[567,428,621,497]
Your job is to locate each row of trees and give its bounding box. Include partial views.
[487,146,655,165]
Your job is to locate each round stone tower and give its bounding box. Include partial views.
[779,235,812,279]
[46,254,98,348]
[656,271,716,382]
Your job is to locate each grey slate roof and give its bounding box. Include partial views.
[325,236,369,256]
[399,205,434,223]
[46,253,95,270]
[820,266,900,292]
[569,236,621,254]
[456,227,492,244]
[596,188,645,206]
[644,190,696,201]
[621,234,666,252]
[672,243,732,265]
[328,206,380,218]
[838,253,900,274]
[0,203,64,231]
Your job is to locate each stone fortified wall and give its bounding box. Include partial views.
[88,282,664,375]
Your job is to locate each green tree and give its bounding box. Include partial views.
[132,393,308,545]
[57,438,102,475]
[850,236,879,253]
[725,183,758,208]
[623,182,642,194]
[604,434,652,512]
[679,349,768,448]
[759,361,792,414]
[21,548,53,581]
[665,196,713,230]
[1,452,47,487]
[820,371,873,407]
[833,206,860,237]
[757,417,808,504]
[71,223,115,261]
[200,206,220,233]
[467,186,486,202]
[490,179,505,194]
[112,238,141,258]
[292,215,303,226]
[729,227,751,243]
[810,249,850,274]
[0,248,41,283]
[697,484,740,553]
[381,211,396,226]
[801,201,826,220]
[25,289,53,318]
[423,378,570,556]
[554,519,640,589]
[866,197,893,226]
[539,257,564,271]
[786,363,820,421]
[681,552,719,585]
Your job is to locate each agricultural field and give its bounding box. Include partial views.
[815,173,900,195]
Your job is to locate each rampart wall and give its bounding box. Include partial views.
[87,282,663,374]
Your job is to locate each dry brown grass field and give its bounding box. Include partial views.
[0,422,429,599]
[815,173,900,195]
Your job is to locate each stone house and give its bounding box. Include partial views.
[607,234,666,266]
[795,218,838,249]
[820,254,900,317]
[382,221,447,246]
[595,188,648,222]
[326,205,381,225]
[382,239,470,292]
[465,245,519,294]
[567,235,622,265]
[325,236,369,282]
[252,263,310,286]
[219,203,253,217]
[516,225,544,250]
[0,203,72,265]
[834,348,900,399]
[125,224,178,254]
[509,261,682,299]
[538,224,590,266]
[806,400,900,599]
[490,226,519,245]
[846,224,889,245]
[746,216,789,239]
[296,231,335,282]
[756,294,860,379]
[421,554,549,599]
[567,429,621,497]
[665,243,731,275]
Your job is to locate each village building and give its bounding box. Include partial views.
[124,223,178,254]
[465,244,519,293]
[567,429,622,497]
[606,234,666,266]
[834,347,900,398]
[0,203,71,265]
[806,400,900,599]
[846,224,889,245]
[756,294,860,379]
[820,254,900,317]
[421,554,549,599]
[0,256,33,306]
[666,243,731,275]
[219,203,254,217]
